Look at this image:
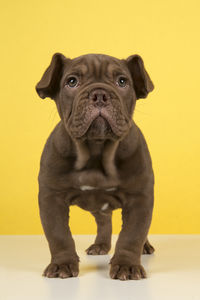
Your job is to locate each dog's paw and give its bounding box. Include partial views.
[85,243,110,255]
[109,263,146,281]
[43,262,79,279]
[143,240,155,255]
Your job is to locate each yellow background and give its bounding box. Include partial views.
[0,0,200,234]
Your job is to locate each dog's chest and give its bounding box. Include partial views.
[69,187,122,213]
[72,167,120,191]
[67,165,123,212]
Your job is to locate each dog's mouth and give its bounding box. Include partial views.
[66,92,131,141]
[86,114,113,141]
[68,108,124,141]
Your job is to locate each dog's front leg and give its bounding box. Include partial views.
[39,187,79,278]
[109,193,153,280]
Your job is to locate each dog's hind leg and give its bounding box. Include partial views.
[86,211,112,255]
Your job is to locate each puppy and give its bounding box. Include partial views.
[35,53,155,280]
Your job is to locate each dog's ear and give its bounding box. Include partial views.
[126,55,154,99]
[36,53,69,99]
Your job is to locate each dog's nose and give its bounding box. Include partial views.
[89,88,110,106]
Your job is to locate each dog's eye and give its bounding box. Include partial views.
[117,76,127,87]
[66,76,78,88]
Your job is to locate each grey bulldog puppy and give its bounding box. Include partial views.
[35,52,155,281]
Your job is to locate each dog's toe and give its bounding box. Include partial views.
[143,240,155,254]
[110,263,146,281]
[86,243,110,255]
[43,262,79,278]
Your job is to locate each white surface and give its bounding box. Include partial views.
[0,235,200,300]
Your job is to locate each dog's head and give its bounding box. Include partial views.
[36,53,154,142]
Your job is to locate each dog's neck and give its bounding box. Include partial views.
[74,138,119,178]
[87,140,105,156]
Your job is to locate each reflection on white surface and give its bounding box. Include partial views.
[0,235,200,300]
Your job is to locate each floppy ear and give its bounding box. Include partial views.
[35,53,69,99]
[126,55,154,99]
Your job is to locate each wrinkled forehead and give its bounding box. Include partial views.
[65,54,129,78]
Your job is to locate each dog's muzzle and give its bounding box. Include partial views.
[88,88,111,108]
[66,83,131,139]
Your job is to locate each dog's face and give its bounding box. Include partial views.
[36,53,154,142]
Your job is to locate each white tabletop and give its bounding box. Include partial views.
[0,234,200,300]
